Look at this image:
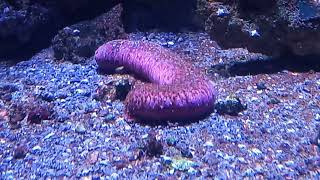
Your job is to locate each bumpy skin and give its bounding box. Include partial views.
[95,40,217,121]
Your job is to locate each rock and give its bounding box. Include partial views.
[13,145,27,159]
[215,95,247,116]
[0,83,20,102]
[27,104,52,124]
[166,137,178,146]
[9,103,26,128]
[311,129,320,149]
[0,0,56,59]
[114,78,132,101]
[177,143,193,158]
[144,131,163,157]
[256,82,267,90]
[0,0,119,59]
[113,160,128,170]
[203,141,214,147]
[87,151,99,164]
[170,157,198,171]
[31,145,42,154]
[315,114,320,121]
[55,108,70,122]
[197,0,320,56]
[180,147,193,158]
[75,123,86,134]
[122,0,199,32]
[51,4,125,64]
[40,92,56,102]
[267,96,281,105]
[104,114,116,123]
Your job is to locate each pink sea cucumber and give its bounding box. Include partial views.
[95,40,217,121]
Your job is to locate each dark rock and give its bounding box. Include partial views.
[0,0,119,60]
[267,96,281,105]
[9,123,21,129]
[295,165,307,175]
[239,0,277,13]
[114,79,132,101]
[2,93,12,101]
[144,131,163,157]
[0,83,20,92]
[104,114,116,123]
[113,160,128,170]
[176,142,193,158]
[9,103,26,126]
[256,82,267,90]
[203,153,219,166]
[52,4,126,64]
[122,0,199,32]
[197,0,320,56]
[92,86,108,101]
[304,157,319,170]
[180,147,193,158]
[215,95,247,116]
[40,92,56,102]
[166,137,178,146]
[55,91,68,99]
[0,83,19,101]
[0,1,55,59]
[311,129,320,149]
[27,104,52,124]
[133,149,144,161]
[13,145,27,159]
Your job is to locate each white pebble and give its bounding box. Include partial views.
[204,141,214,147]
[167,41,174,46]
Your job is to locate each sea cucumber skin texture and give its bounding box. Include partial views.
[95,40,217,121]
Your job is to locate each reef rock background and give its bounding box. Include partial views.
[0,0,118,59]
[1,0,320,59]
[0,0,319,179]
[197,0,320,56]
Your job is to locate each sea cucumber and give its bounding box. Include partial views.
[95,40,217,121]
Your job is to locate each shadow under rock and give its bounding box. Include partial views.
[131,113,214,127]
[211,54,320,77]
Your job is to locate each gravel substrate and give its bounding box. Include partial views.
[0,32,319,179]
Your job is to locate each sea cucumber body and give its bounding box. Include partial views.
[95,40,216,121]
